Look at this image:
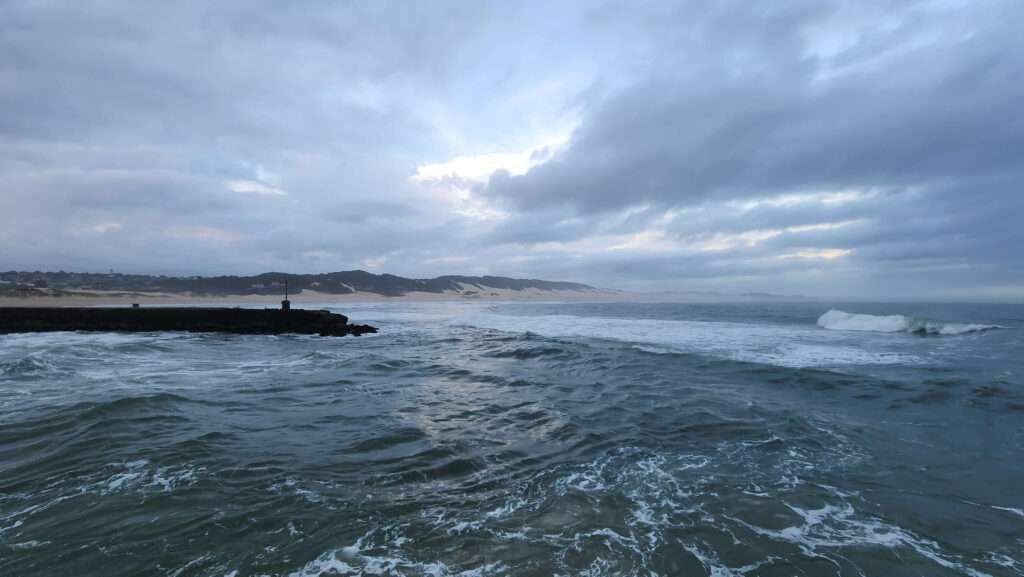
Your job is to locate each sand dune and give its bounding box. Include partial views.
[0,286,621,307]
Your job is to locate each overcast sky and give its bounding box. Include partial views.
[1,0,1021,299]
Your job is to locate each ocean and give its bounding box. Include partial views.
[1,301,1022,576]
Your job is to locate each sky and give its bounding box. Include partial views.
[1,0,1021,299]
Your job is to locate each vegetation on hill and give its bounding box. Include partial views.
[0,270,594,297]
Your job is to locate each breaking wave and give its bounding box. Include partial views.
[817,309,1005,336]
[455,311,923,367]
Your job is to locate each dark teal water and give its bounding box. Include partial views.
[1,302,1022,576]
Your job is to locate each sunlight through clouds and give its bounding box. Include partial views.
[412,135,569,183]
[777,248,853,261]
[226,180,286,197]
[410,135,571,222]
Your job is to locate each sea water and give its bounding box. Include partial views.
[1,301,1022,576]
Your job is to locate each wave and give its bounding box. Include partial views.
[817,309,1005,336]
[0,353,60,377]
[456,312,923,367]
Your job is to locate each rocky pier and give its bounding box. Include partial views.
[0,307,377,337]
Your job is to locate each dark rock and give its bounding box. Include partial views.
[0,307,378,337]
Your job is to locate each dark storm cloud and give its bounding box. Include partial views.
[1,0,1021,298]
[484,2,1023,214]
[468,1,1023,297]
[0,0,490,274]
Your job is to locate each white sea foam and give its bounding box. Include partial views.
[285,551,358,577]
[991,505,1024,518]
[732,502,997,577]
[9,540,48,550]
[456,311,921,367]
[290,531,507,577]
[817,309,1004,336]
[270,478,323,504]
[99,460,204,495]
[267,436,1002,577]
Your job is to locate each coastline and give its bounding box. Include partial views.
[0,288,623,307]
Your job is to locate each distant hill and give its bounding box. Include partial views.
[0,270,596,298]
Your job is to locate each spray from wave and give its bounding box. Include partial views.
[817,309,1004,336]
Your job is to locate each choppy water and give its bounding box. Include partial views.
[1,301,1022,576]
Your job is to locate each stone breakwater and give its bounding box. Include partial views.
[0,307,377,336]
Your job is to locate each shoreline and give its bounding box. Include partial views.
[0,288,623,308]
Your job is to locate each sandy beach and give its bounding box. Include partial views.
[0,287,623,307]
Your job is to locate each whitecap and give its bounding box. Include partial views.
[455,311,922,368]
[991,505,1024,518]
[817,309,1004,336]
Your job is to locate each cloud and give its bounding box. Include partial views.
[483,8,1022,213]
[0,0,1021,298]
[777,248,852,261]
[413,136,569,183]
[165,226,245,243]
[87,222,123,234]
[226,180,286,197]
